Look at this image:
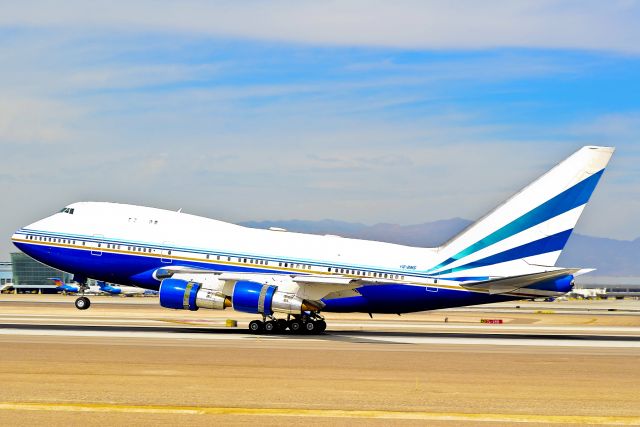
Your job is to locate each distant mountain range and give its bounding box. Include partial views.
[240,218,640,277]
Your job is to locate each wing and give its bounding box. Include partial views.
[153,265,381,304]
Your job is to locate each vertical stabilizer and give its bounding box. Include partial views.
[427,146,614,279]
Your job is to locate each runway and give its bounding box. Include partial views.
[1,295,639,426]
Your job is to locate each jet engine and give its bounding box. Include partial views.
[159,278,317,314]
[159,278,230,311]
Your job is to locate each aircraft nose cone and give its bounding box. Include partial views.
[11,230,26,249]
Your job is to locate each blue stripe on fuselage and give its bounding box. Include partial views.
[14,230,413,279]
[12,241,284,290]
[431,229,573,276]
[13,240,548,313]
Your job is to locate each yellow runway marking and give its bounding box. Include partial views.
[1,402,639,424]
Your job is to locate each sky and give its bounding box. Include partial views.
[1,1,640,260]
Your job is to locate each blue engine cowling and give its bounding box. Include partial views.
[232,280,277,314]
[525,274,575,293]
[159,278,201,311]
[159,279,305,315]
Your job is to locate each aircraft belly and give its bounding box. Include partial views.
[322,284,518,314]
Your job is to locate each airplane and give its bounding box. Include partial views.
[48,278,102,295]
[11,146,613,334]
[96,281,158,296]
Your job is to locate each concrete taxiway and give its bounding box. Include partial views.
[0,294,639,426]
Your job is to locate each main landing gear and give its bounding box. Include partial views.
[74,280,91,310]
[248,313,326,335]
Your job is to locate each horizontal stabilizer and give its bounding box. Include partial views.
[461,268,581,295]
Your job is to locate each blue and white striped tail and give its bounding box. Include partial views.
[428,146,614,279]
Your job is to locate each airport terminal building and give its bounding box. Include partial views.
[10,252,72,289]
[0,262,12,287]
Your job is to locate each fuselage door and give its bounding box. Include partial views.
[161,242,173,263]
[91,234,104,256]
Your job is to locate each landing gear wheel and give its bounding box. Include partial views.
[277,319,288,331]
[264,320,278,333]
[288,319,302,334]
[316,319,327,333]
[248,320,264,334]
[75,296,90,310]
[304,320,318,334]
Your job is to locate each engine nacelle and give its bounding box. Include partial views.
[232,280,308,315]
[159,278,229,311]
[159,278,316,314]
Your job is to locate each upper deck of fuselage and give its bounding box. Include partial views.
[16,202,439,269]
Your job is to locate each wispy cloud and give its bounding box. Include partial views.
[2,1,640,53]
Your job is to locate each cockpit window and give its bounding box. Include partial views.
[59,207,75,215]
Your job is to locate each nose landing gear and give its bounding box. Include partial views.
[74,296,91,310]
[74,279,91,310]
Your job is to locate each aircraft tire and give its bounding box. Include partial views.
[304,320,318,334]
[288,319,302,334]
[316,320,327,333]
[75,296,90,310]
[248,320,264,334]
[264,320,278,333]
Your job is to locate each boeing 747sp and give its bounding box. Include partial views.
[11,146,614,334]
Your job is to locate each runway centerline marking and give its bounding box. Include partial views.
[0,402,638,424]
